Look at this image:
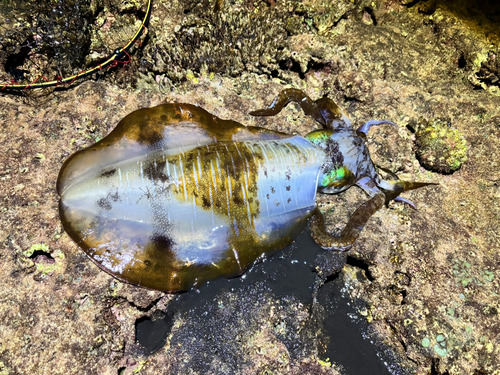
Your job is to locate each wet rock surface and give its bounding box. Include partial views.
[1,0,500,374]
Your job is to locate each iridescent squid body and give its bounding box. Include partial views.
[57,89,431,291]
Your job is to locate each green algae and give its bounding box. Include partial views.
[434,344,447,357]
[21,243,64,276]
[23,243,50,258]
[436,334,446,345]
[452,259,497,289]
[35,249,64,275]
[414,118,468,174]
[421,337,431,348]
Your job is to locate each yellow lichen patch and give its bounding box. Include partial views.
[415,118,468,174]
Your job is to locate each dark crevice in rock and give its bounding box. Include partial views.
[333,13,350,28]
[343,95,362,103]
[406,121,417,133]
[346,256,374,281]
[278,58,328,80]
[4,42,31,81]
[458,53,467,69]
[108,295,165,314]
[127,296,165,312]
[391,322,408,353]
[364,7,377,26]
[28,249,54,263]
[400,289,407,304]
[387,320,420,366]
[279,58,305,79]
[476,63,500,87]
[307,60,327,74]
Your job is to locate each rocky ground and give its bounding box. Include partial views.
[1,0,499,374]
